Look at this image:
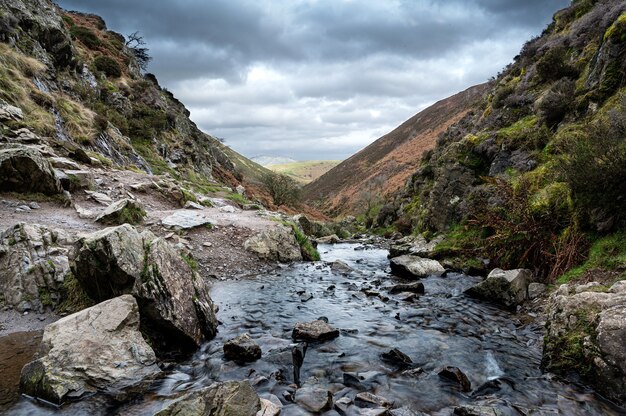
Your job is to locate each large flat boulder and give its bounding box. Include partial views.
[390,255,445,279]
[0,223,72,312]
[95,198,146,225]
[244,225,303,263]
[156,380,260,416]
[0,145,63,195]
[161,210,214,230]
[71,224,217,355]
[464,268,531,309]
[20,295,161,404]
[292,319,339,342]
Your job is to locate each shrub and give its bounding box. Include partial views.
[262,173,301,207]
[128,103,168,142]
[535,46,577,82]
[538,78,575,128]
[70,26,101,49]
[93,55,121,78]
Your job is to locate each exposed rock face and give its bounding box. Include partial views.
[244,225,303,263]
[389,235,443,258]
[156,380,261,416]
[294,214,331,237]
[161,210,214,230]
[292,319,339,342]
[20,295,161,404]
[57,169,94,192]
[389,255,445,279]
[0,101,23,121]
[543,280,626,404]
[0,146,63,195]
[71,224,217,355]
[95,198,146,225]
[0,223,72,312]
[223,333,262,362]
[464,268,531,309]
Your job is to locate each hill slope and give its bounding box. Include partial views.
[302,84,488,216]
[268,160,340,184]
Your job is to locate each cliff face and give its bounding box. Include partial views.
[302,84,488,217]
[0,0,267,194]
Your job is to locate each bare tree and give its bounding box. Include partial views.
[126,31,152,71]
[262,173,301,207]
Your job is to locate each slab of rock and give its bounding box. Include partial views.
[294,386,333,413]
[244,225,302,263]
[390,255,445,279]
[0,101,23,121]
[464,268,531,309]
[71,224,217,355]
[20,295,161,404]
[74,204,97,219]
[183,200,204,210]
[389,235,443,258]
[50,157,81,170]
[292,319,339,342]
[156,380,261,416]
[0,223,72,312]
[316,234,340,244]
[438,366,471,392]
[60,169,94,191]
[330,260,354,274]
[388,281,425,295]
[161,210,214,230]
[258,398,281,416]
[95,198,146,225]
[381,348,414,368]
[354,392,392,409]
[0,146,62,195]
[224,333,262,362]
[85,190,113,206]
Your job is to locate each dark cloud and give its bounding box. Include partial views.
[55,0,569,160]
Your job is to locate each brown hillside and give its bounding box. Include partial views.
[303,84,489,216]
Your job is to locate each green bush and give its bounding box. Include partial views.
[535,46,576,82]
[128,103,168,142]
[262,173,301,207]
[70,26,101,49]
[538,79,575,128]
[93,55,121,78]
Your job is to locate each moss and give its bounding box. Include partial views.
[433,224,485,258]
[38,287,53,307]
[181,188,197,203]
[285,222,320,261]
[116,204,146,225]
[70,26,101,49]
[93,55,122,78]
[529,182,573,220]
[181,253,199,271]
[603,12,626,42]
[57,273,95,314]
[226,193,249,205]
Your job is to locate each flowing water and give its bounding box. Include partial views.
[7,243,624,415]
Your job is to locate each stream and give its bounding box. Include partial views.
[7,243,624,415]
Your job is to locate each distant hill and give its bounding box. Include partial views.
[302,84,488,216]
[251,156,297,166]
[267,160,340,184]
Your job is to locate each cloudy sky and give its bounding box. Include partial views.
[57,0,569,161]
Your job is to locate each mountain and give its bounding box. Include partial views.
[302,84,488,217]
[267,160,340,184]
[251,155,297,166]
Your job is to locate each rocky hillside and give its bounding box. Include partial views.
[303,84,488,217]
[0,0,270,199]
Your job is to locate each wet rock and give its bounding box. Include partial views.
[224,333,262,362]
[258,398,281,416]
[161,210,214,230]
[354,392,392,409]
[334,397,352,415]
[453,405,504,416]
[316,234,341,244]
[388,282,425,295]
[20,295,161,404]
[95,198,146,225]
[390,408,429,416]
[390,255,445,279]
[156,380,261,416]
[464,268,531,309]
[528,282,547,299]
[299,291,313,302]
[438,366,471,392]
[292,319,340,342]
[388,235,443,258]
[381,348,414,368]
[0,146,63,195]
[71,224,217,355]
[0,223,72,312]
[294,386,333,413]
[244,225,303,263]
[331,260,354,274]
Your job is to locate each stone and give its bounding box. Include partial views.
[292,320,340,342]
[236,185,246,195]
[156,380,261,416]
[161,210,214,230]
[528,282,547,299]
[464,268,532,309]
[183,200,204,210]
[453,406,504,416]
[316,234,341,244]
[294,214,332,238]
[390,255,445,278]
[388,282,425,295]
[330,260,354,274]
[334,397,352,415]
[224,333,262,362]
[258,398,281,416]
[381,348,414,368]
[28,202,40,210]
[294,386,333,413]
[389,235,443,258]
[85,191,113,206]
[243,203,263,211]
[244,225,303,263]
[50,157,81,170]
[71,224,217,355]
[438,366,471,392]
[0,101,23,121]
[75,204,96,219]
[354,392,392,409]
[20,295,161,404]
[59,170,94,191]
[95,198,146,225]
[0,223,72,312]
[390,408,429,416]
[220,205,238,213]
[0,146,63,195]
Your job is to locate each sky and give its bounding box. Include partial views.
[56,0,570,161]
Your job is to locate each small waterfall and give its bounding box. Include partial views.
[485,350,504,380]
[51,107,70,141]
[32,77,50,93]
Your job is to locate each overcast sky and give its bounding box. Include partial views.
[57,0,569,161]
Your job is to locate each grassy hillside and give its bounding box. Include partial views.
[267,160,340,184]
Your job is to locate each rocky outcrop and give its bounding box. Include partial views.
[20,295,161,404]
[223,333,262,362]
[0,146,63,195]
[389,235,443,258]
[95,198,146,225]
[389,255,445,278]
[155,380,261,416]
[71,224,217,355]
[244,225,303,263]
[294,214,331,238]
[161,210,214,230]
[543,280,626,404]
[0,223,72,312]
[464,268,532,309]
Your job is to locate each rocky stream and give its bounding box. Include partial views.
[4,243,624,415]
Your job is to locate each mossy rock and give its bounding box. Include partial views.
[95,198,146,225]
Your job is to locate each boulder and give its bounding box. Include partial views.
[156,380,261,416]
[390,255,445,279]
[224,333,262,362]
[244,225,303,263]
[95,198,146,225]
[543,280,626,404]
[388,282,425,295]
[389,235,443,258]
[258,398,281,416]
[0,223,72,312]
[330,260,354,274]
[294,386,333,413]
[316,234,340,244]
[0,146,62,195]
[58,169,94,191]
[464,268,532,309]
[354,392,392,409]
[0,101,23,121]
[528,282,547,299]
[381,348,414,368]
[20,295,161,404]
[292,319,339,342]
[438,366,471,392]
[161,210,214,230]
[85,190,113,206]
[294,214,331,238]
[71,224,217,355]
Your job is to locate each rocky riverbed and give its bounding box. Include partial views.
[5,243,623,415]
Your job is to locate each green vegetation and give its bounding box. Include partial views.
[70,26,101,49]
[261,173,301,207]
[604,12,626,42]
[116,203,146,225]
[57,273,95,314]
[266,160,340,184]
[558,231,626,284]
[226,192,249,205]
[181,253,199,271]
[287,222,321,261]
[93,55,121,78]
